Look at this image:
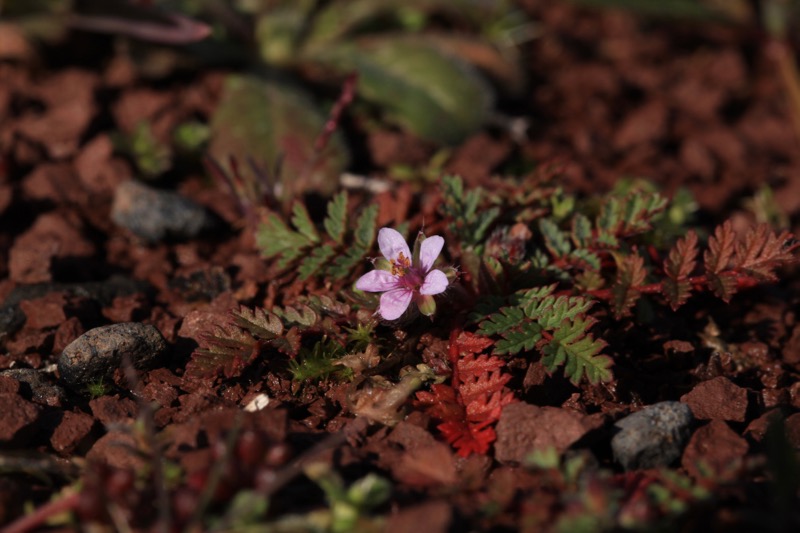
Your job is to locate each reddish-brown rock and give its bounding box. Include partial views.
[494,402,595,463]
[50,410,95,454]
[19,292,69,330]
[386,500,451,533]
[682,420,748,480]
[8,212,95,283]
[785,413,800,449]
[0,393,40,441]
[89,395,138,426]
[680,377,748,422]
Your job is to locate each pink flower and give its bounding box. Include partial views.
[356,228,449,320]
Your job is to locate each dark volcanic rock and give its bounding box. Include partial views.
[0,368,66,407]
[111,180,215,242]
[611,401,693,471]
[58,322,167,391]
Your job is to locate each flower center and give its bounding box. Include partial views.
[391,252,423,288]
[391,252,412,276]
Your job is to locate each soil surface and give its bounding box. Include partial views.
[1,1,800,532]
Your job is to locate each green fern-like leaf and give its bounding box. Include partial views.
[324,191,348,245]
[476,306,525,336]
[257,193,379,281]
[539,218,571,258]
[258,212,312,268]
[328,203,379,278]
[541,318,611,384]
[291,202,320,244]
[571,213,592,248]
[441,175,499,249]
[522,294,594,328]
[298,244,337,280]
[494,320,543,355]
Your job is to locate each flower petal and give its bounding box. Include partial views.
[418,235,444,272]
[379,288,413,320]
[355,270,399,292]
[420,269,448,295]
[378,228,411,263]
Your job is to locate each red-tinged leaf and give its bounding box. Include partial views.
[458,367,513,406]
[611,253,647,318]
[454,331,494,355]
[704,220,736,274]
[706,272,738,302]
[437,419,496,457]
[465,389,516,421]
[734,224,797,281]
[187,324,258,379]
[457,353,506,379]
[662,231,698,310]
[271,326,302,358]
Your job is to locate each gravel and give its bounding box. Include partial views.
[611,401,694,471]
[111,180,216,242]
[58,322,167,392]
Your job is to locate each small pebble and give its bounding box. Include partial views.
[111,180,215,242]
[611,401,693,471]
[58,323,167,392]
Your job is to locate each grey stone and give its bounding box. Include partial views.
[0,304,25,346]
[58,323,167,391]
[611,401,693,471]
[111,180,215,242]
[0,368,66,406]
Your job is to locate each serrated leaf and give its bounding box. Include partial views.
[257,212,310,267]
[611,253,647,318]
[298,244,337,280]
[271,326,302,357]
[541,318,611,384]
[494,321,543,355]
[539,218,572,258]
[276,305,318,327]
[569,248,601,270]
[473,207,500,243]
[209,74,348,197]
[232,306,284,340]
[324,191,348,244]
[188,325,258,379]
[314,37,493,144]
[706,272,738,302]
[662,230,698,310]
[734,224,796,281]
[704,220,736,274]
[291,202,320,244]
[598,197,620,234]
[524,296,594,329]
[571,213,592,248]
[477,306,525,336]
[353,204,379,248]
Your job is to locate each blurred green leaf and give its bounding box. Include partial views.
[314,37,493,144]
[567,0,752,22]
[209,74,349,198]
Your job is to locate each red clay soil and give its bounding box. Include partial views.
[1,1,800,532]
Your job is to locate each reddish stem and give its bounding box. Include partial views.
[3,491,80,533]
